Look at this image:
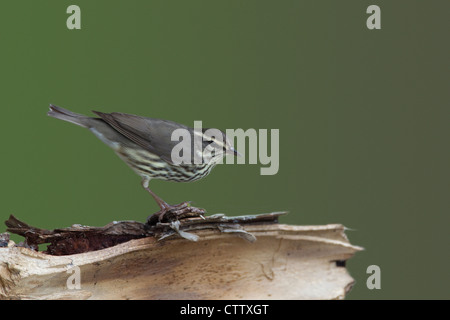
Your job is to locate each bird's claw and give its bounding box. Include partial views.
[146,202,206,225]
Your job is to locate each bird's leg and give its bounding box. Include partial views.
[143,179,205,225]
[142,179,180,212]
[144,185,171,211]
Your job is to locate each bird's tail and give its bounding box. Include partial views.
[47,104,91,128]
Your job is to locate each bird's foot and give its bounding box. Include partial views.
[146,202,206,225]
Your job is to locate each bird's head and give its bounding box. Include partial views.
[200,128,240,163]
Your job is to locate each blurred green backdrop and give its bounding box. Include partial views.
[0,1,448,299]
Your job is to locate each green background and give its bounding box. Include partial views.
[0,1,448,299]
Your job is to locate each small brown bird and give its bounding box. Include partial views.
[48,105,238,223]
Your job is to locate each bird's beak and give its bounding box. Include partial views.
[227,146,242,157]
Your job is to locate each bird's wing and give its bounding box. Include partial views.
[92,111,191,164]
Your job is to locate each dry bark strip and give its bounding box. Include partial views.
[0,212,362,300]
